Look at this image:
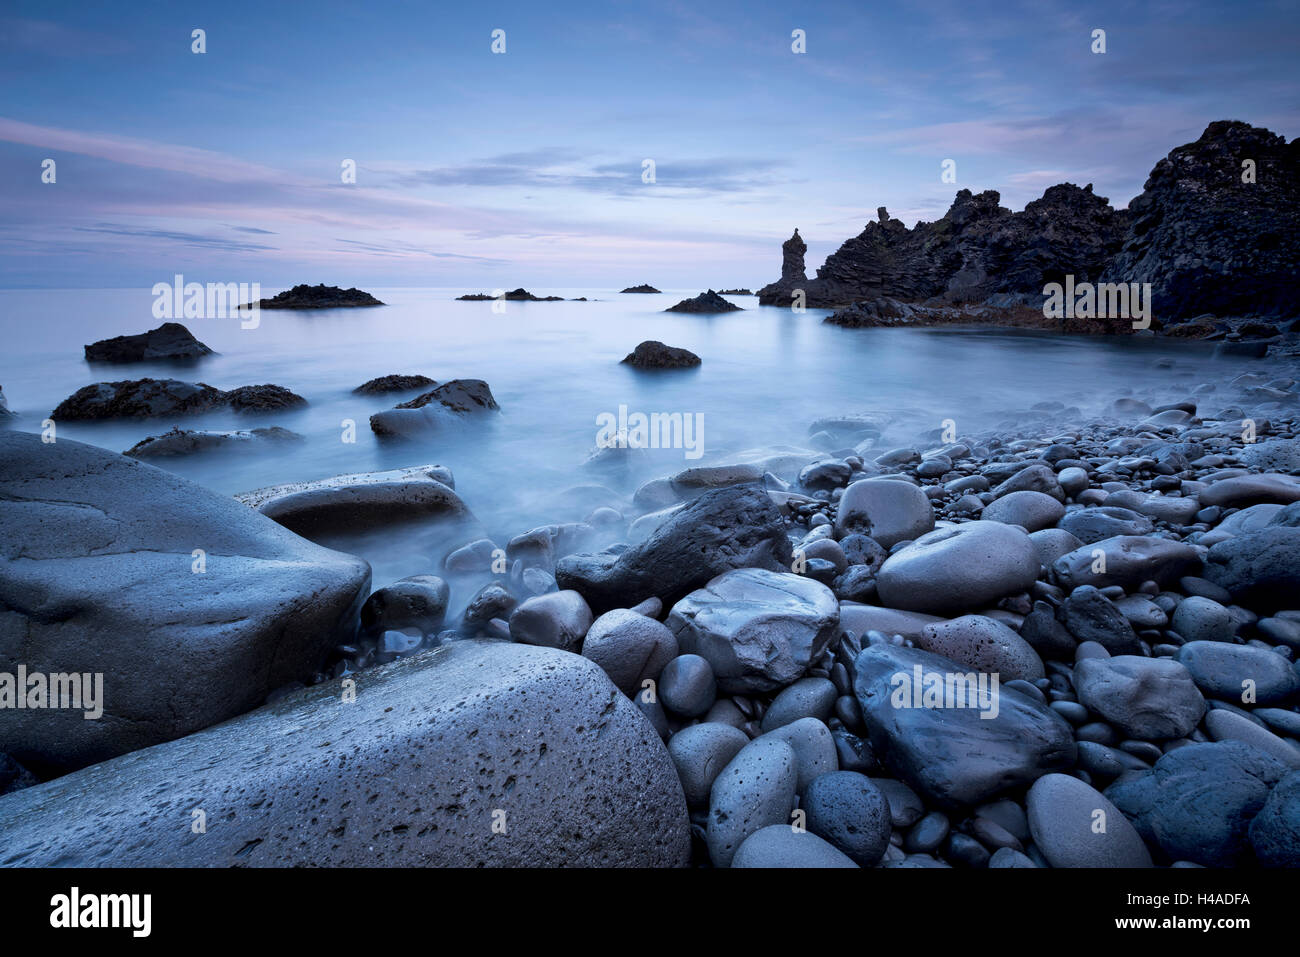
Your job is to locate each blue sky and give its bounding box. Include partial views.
[1,0,1297,288]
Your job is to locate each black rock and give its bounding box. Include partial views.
[621,340,702,369]
[352,374,436,395]
[248,283,383,309]
[665,290,743,313]
[84,322,216,363]
[620,284,661,293]
[51,378,306,420]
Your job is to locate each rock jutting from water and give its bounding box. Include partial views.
[51,378,306,419]
[621,340,702,368]
[456,287,564,301]
[664,290,743,313]
[84,321,216,363]
[124,425,304,458]
[620,283,661,293]
[352,373,437,395]
[368,378,500,437]
[246,283,384,309]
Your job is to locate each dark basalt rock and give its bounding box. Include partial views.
[84,322,216,363]
[352,374,437,395]
[1102,120,1300,321]
[125,426,304,458]
[759,121,1299,322]
[369,379,500,437]
[718,288,753,295]
[456,288,563,301]
[51,378,307,420]
[825,296,1134,335]
[620,284,661,293]
[621,340,702,368]
[665,290,743,313]
[247,283,383,309]
[556,483,792,614]
[0,385,13,418]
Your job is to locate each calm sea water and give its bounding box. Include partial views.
[0,287,1253,586]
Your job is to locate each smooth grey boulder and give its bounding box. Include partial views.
[875,521,1040,615]
[667,568,839,694]
[707,737,799,867]
[838,603,945,641]
[236,464,470,541]
[508,590,593,653]
[1027,773,1153,867]
[731,825,859,868]
[1060,585,1143,655]
[801,770,892,865]
[1058,506,1154,544]
[667,722,749,807]
[834,478,934,547]
[916,614,1045,683]
[853,644,1076,807]
[1205,709,1300,769]
[1169,595,1236,642]
[1030,528,1084,568]
[1051,535,1203,590]
[360,575,450,636]
[658,654,717,717]
[1203,526,1300,610]
[981,490,1065,532]
[760,676,838,731]
[1176,641,1300,705]
[368,379,500,437]
[580,609,678,695]
[1105,741,1287,867]
[762,717,837,791]
[1073,656,1205,740]
[1250,770,1300,867]
[0,642,690,866]
[0,432,369,772]
[1199,473,1300,509]
[557,483,792,614]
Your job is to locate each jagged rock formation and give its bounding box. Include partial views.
[52,379,307,420]
[718,288,753,295]
[759,121,1299,324]
[84,322,215,363]
[665,290,743,313]
[825,296,1135,335]
[760,190,1124,308]
[1101,120,1300,320]
[620,284,661,293]
[249,284,383,309]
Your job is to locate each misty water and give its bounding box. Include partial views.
[0,287,1255,588]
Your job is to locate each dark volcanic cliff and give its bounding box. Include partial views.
[759,121,1298,323]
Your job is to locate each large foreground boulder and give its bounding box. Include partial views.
[0,432,370,772]
[556,483,792,613]
[0,642,691,867]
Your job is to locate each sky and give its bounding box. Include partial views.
[1,0,1297,289]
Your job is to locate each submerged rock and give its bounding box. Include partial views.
[0,432,370,772]
[236,464,471,541]
[124,425,303,458]
[369,379,500,437]
[0,642,691,866]
[84,322,215,363]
